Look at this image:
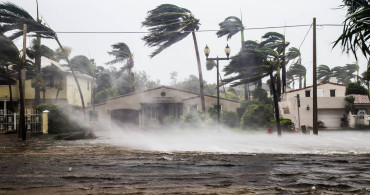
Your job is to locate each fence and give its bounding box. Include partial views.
[0,109,43,133]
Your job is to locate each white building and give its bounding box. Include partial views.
[279,81,347,128]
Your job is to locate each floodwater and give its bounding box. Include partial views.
[0,130,369,194]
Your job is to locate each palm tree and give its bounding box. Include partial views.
[142,4,206,112]
[223,45,282,135]
[345,63,359,82]
[317,65,333,83]
[334,0,370,60]
[260,32,289,99]
[286,69,296,89]
[26,39,55,105]
[106,42,134,91]
[0,2,87,117]
[0,2,57,140]
[216,16,251,100]
[332,66,349,84]
[288,63,306,88]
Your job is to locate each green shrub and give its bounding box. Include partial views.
[241,100,273,129]
[270,117,294,131]
[346,82,369,95]
[221,110,239,128]
[36,103,87,134]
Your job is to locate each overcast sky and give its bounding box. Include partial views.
[7,0,368,86]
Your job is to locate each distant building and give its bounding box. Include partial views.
[0,56,94,111]
[87,86,240,127]
[279,82,347,128]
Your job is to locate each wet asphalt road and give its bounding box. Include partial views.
[0,134,369,194]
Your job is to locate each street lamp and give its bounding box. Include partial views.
[204,44,231,124]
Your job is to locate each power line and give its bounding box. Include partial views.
[32,24,343,34]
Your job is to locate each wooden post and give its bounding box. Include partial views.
[312,18,318,135]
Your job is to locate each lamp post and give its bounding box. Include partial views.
[204,44,231,124]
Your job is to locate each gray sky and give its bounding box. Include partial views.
[7,0,368,86]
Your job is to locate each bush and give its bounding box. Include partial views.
[180,112,209,127]
[36,103,87,134]
[221,110,239,128]
[95,88,119,104]
[346,82,369,95]
[240,100,273,129]
[270,117,294,131]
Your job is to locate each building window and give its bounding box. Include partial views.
[212,104,222,111]
[189,105,198,113]
[305,90,310,97]
[330,90,335,97]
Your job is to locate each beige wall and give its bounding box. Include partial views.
[286,83,346,99]
[86,87,241,127]
[281,83,346,128]
[66,74,93,107]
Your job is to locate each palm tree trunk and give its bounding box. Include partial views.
[270,72,281,136]
[304,74,307,87]
[299,75,302,89]
[282,42,286,93]
[42,87,45,103]
[55,37,86,117]
[6,66,13,112]
[34,37,41,106]
[191,31,206,113]
[18,67,26,140]
[276,60,281,101]
[55,80,62,101]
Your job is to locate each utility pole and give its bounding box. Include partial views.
[20,24,27,140]
[312,18,318,135]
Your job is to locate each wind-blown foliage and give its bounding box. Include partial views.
[317,65,333,83]
[334,1,370,59]
[216,16,244,41]
[142,4,200,58]
[223,44,282,135]
[0,2,55,39]
[142,4,206,112]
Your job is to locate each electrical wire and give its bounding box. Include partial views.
[31,24,343,34]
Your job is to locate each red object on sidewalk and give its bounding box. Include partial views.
[267,127,273,134]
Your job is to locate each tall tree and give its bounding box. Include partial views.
[317,65,333,83]
[288,63,306,88]
[216,16,250,100]
[142,4,206,112]
[223,45,282,135]
[0,2,87,117]
[106,42,134,91]
[260,32,289,100]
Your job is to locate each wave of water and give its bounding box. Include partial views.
[96,128,370,154]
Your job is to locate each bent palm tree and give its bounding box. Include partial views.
[106,42,134,91]
[260,32,289,99]
[288,63,306,88]
[223,46,282,135]
[317,65,333,83]
[217,16,251,100]
[0,2,87,117]
[142,4,206,112]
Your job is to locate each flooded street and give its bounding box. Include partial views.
[0,132,370,194]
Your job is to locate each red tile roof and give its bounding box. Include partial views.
[350,94,370,104]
